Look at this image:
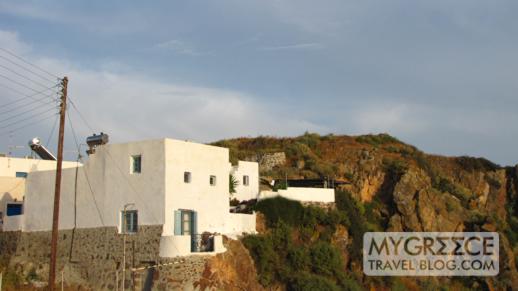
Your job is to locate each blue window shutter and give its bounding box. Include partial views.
[174,210,181,235]
[133,211,138,232]
[191,211,197,235]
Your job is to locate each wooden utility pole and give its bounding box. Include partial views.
[48,76,68,291]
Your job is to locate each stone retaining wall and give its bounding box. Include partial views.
[0,226,209,290]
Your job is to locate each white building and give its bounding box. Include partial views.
[230,161,259,201]
[0,138,257,257]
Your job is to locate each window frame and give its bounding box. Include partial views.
[15,172,28,178]
[6,203,23,216]
[184,171,192,183]
[209,175,217,186]
[243,175,249,186]
[121,209,138,234]
[130,155,142,174]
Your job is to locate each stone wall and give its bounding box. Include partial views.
[0,226,211,290]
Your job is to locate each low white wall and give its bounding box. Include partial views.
[159,235,192,257]
[2,214,24,231]
[159,234,226,257]
[224,213,256,238]
[258,187,335,203]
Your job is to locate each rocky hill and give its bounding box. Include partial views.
[213,133,518,290]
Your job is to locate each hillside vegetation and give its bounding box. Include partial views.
[213,133,518,290]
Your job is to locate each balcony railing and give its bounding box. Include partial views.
[191,234,215,252]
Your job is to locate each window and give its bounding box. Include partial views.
[131,155,141,174]
[6,203,23,216]
[121,210,138,233]
[15,172,28,178]
[243,175,249,186]
[210,175,217,186]
[184,172,191,183]
[174,210,197,236]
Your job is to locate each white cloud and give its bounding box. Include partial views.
[0,29,325,156]
[154,40,210,56]
[259,42,324,51]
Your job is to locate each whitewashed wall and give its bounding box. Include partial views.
[224,213,256,238]
[163,139,231,236]
[230,161,259,201]
[22,139,167,231]
[259,187,335,203]
[0,157,78,177]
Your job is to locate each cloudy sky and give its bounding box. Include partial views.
[0,1,517,165]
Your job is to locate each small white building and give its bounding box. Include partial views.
[0,138,258,257]
[230,161,259,201]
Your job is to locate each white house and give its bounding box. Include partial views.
[0,138,258,257]
[0,156,78,231]
[230,161,259,201]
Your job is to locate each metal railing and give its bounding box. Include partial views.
[191,234,215,252]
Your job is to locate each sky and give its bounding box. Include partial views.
[0,0,517,165]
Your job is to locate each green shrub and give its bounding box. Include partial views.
[435,177,473,205]
[335,190,368,261]
[296,132,321,149]
[254,197,305,227]
[356,133,401,147]
[456,156,500,172]
[242,235,278,286]
[309,242,344,277]
[287,272,340,291]
[229,174,238,194]
[287,247,311,272]
[382,158,408,178]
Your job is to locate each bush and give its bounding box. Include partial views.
[335,190,368,261]
[287,273,340,291]
[296,132,321,149]
[242,235,278,286]
[382,158,408,178]
[456,156,500,172]
[435,177,473,205]
[254,197,305,227]
[356,133,401,147]
[287,247,311,272]
[309,242,344,277]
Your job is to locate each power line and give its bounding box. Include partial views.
[0,47,60,79]
[0,106,58,130]
[67,109,105,226]
[2,113,60,193]
[0,72,56,95]
[0,102,58,125]
[0,54,58,84]
[68,98,95,133]
[0,94,56,115]
[0,63,55,89]
[0,112,58,137]
[0,82,59,107]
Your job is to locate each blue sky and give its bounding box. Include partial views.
[0,0,517,165]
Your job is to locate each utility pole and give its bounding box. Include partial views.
[48,77,68,291]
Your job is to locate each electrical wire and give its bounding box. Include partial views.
[0,82,59,107]
[0,103,58,126]
[0,106,58,130]
[0,72,54,95]
[67,109,105,226]
[0,47,60,79]
[0,96,57,123]
[0,112,58,137]
[0,94,56,115]
[0,54,58,84]
[68,98,95,133]
[2,113,60,193]
[0,63,55,90]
